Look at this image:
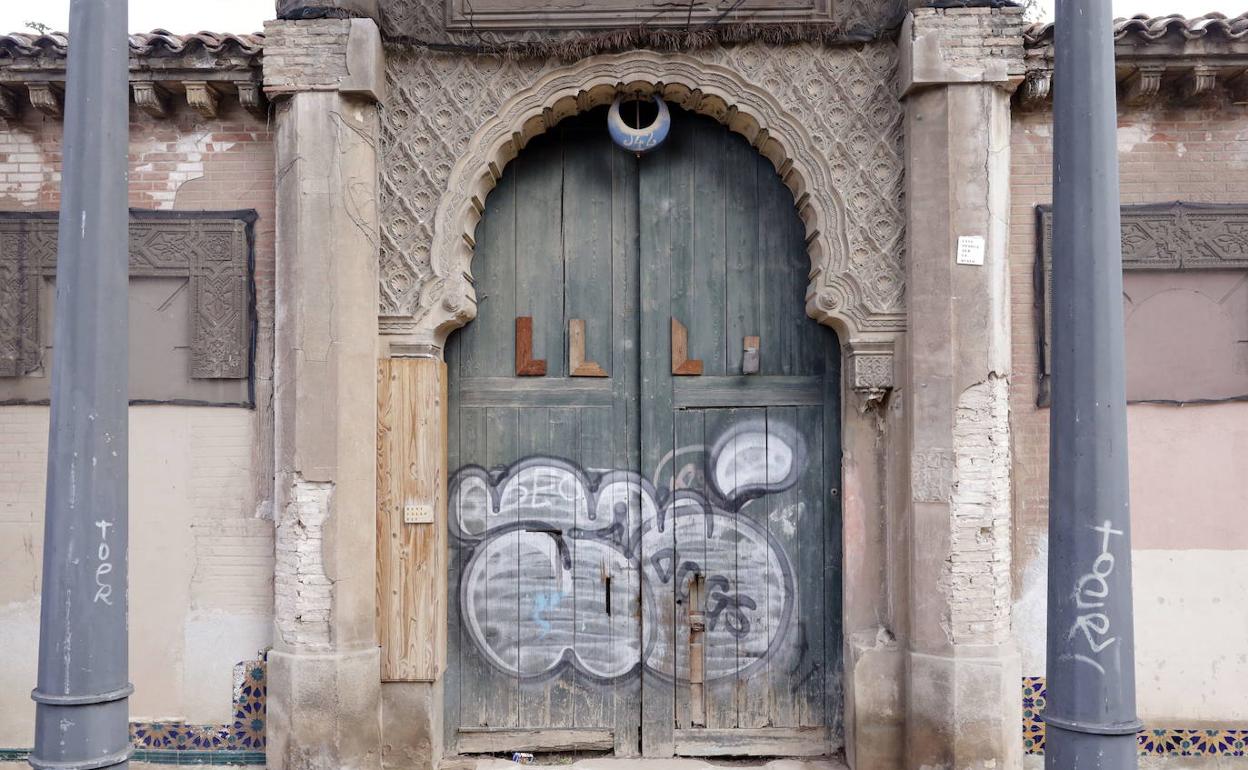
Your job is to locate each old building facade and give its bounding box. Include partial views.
[0,2,1245,768]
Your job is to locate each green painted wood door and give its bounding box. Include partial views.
[445,107,842,759]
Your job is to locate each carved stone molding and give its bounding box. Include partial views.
[1180,64,1218,103]
[132,82,171,118]
[27,82,62,117]
[1035,202,1248,401]
[380,46,906,375]
[185,81,221,119]
[0,211,256,380]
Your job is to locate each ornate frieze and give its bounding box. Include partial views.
[379,0,904,42]
[378,44,907,380]
[0,211,256,380]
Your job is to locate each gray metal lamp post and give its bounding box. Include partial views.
[1044,1,1143,768]
[30,1,132,769]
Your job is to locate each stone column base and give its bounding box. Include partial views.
[267,647,383,770]
[844,631,905,770]
[382,681,444,770]
[906,646,1023,770]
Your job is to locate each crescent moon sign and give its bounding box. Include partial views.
[608,95,671,154]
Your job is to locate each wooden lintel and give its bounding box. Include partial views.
[569,318,607,377]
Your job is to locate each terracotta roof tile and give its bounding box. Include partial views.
[1024,12,1248,48]
[0,30,264,60]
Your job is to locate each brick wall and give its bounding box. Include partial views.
[262,19,351,93]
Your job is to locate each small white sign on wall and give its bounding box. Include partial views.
[957,236,986,266]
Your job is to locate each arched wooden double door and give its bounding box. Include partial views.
[444,107,842,758]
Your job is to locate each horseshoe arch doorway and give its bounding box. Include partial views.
[444,104,843,759]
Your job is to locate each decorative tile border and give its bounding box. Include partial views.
[1024,676,1248,757]
[2,658,265,766]
[131,658,267,755]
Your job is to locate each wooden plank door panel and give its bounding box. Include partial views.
[447,116,644,754]
[444,107,842,758]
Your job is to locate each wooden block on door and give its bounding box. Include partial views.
[671,317,704,376]
[569,318,608,377]
[515,316,547,376]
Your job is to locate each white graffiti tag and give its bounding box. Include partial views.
[450,420,803,684]
[93,519,115,605]
[1067,520,1124,674]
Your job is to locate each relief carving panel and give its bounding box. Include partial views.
[0,211,255,382]
[1037,202,1248,403]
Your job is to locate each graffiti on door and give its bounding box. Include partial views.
[450,419,803,685]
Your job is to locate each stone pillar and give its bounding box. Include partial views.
[899,6,1025,769]
[264,17,386,770]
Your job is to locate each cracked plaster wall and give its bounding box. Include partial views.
[0,101,276,745]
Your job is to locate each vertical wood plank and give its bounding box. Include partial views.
[377,358,448,682]
[689,115,728,377]
[444,340,464,751]
[459,166,516,378]
[764,406,801,730]
[794,403,827,731]
[672,410,706,730]
[574,405,612,731]
[456,406,491,730]
[515,133,566,379]
[821,336,845,741]
[483,407,520,729]
[564,124,613,380]
[639,122,677,758]
[610,139,643,758]
[725,130,761,376]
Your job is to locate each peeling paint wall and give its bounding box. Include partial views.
[1010,98,1248,723]
[0,101,275,746]
[0,407,272,745]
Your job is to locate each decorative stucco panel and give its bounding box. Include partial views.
[378,41,905,356]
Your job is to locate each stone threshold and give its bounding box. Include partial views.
[439,758,849,770]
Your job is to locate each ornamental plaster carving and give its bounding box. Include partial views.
[0,212,255,380]
[379,45,906,388]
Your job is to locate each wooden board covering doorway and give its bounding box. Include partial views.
[442,106,843,758]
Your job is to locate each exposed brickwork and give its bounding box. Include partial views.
[1009,94,1248,586]
[274,478,333,649]
[948,374,1013,645]
[262,19,352,93]
[908,6,1026,76]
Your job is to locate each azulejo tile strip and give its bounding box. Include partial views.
[1024,677,1248,757]
[130,657,266,755]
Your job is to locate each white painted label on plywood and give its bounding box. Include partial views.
[957,236,985,266]
[404,502,434,525]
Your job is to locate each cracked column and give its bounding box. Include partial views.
[899,6,1025,768]
[264,13,385,770]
